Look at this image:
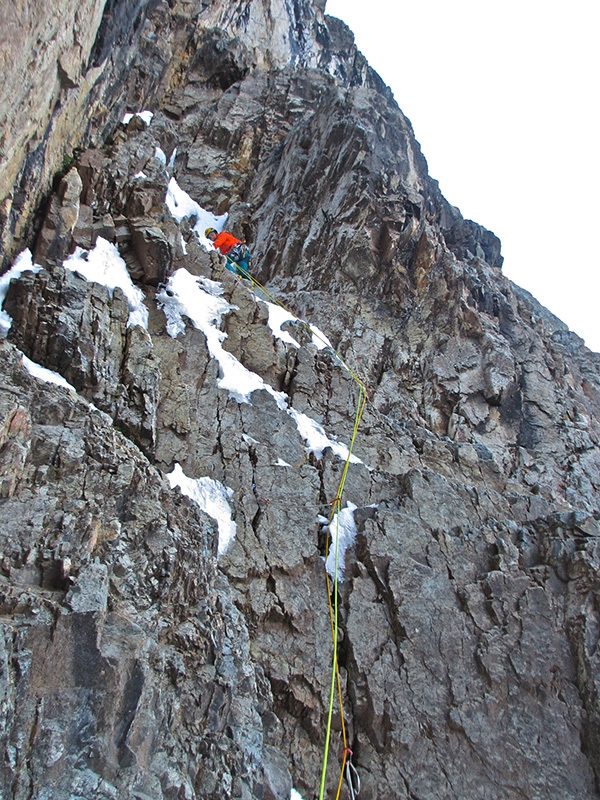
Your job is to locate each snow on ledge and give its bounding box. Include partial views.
[22,355,76,392]
[261,300,333,352]
[157,269,363,466]
[287,407,361,464]
[157,268,285,405]
[0,250,42,336]
[64,237,148,329]
[157,268,363,465]
[308,322,333,351]
[167,463,236,557]
[122,110,154,126]
[165,178,227,250]
[264,302,300,348]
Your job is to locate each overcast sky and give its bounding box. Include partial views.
[326,0,599,352]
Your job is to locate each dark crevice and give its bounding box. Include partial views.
[354,528,408,660]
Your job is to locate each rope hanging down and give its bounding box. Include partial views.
[319,385,366,800]
[226,256,367,799]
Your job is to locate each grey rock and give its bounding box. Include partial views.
[1,1,600,799]
[0,338,268,800]
[130,223,172,286]
[33,167,83,265]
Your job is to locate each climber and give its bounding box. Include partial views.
[205,227,252,279]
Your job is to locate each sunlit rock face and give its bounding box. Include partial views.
[1,1,600,799]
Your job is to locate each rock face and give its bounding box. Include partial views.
[1,1,600,799]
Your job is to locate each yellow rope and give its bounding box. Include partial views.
[228,256,368,798]
[323,386,366,800]
[227,259,367,389]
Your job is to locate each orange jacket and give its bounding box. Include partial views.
[212,231,242,255]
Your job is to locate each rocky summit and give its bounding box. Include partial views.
[1,2,599,799]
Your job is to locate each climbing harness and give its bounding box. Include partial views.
[225,253,254,282]
[227,243,248,262]
[225,257,367,799]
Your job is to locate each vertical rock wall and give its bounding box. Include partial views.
[1,1,599,799]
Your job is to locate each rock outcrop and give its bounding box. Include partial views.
[1,1,599,799]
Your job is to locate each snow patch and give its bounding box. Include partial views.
[262,301,334,352]
[264,302,300,348]
[165,178,227,250]
[155,146,167,165]
[122,110,153,126]
[157,268,287,406]
[0,250,42,336]
[64,237,148,329]
[22,355,76,392]
[157,268,232,341]
[325,501,358,581]
[286,407,361,464]
[167,463,236,557]
[168,148,177,169]
[291,790,306,800]
[309,322,333,350]
[157,268,363,462]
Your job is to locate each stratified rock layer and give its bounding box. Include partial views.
[1,1,599,799]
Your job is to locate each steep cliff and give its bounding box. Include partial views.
[1,2,599,799]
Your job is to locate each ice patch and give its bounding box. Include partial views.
[0,250,42,336]
[167,463,236,556]
[325,502,358,581]
[122,110,153,126]
[168,148,177,169]
[22,355,76,392]
[165,178,227,250]
[64,237,148,329]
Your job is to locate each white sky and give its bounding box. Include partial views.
[325,0,599,352]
